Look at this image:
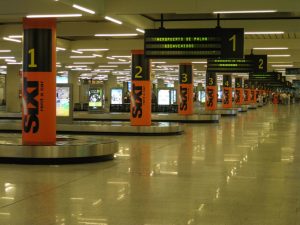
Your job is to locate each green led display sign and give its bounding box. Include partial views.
[207,55,267,73]
[144,28,244,59]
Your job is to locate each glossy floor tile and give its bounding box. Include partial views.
[0,104,299,225]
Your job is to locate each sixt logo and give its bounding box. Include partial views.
[131,83,143,118]
[180,86,188,111]
[206,87,214,107]
[23,78,39,133]
[223,89,229,104]
[235,89,241,103]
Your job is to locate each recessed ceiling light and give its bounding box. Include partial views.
[72,4,95,14]
[213,10,277,14]
[104,16,122,25]
[56,47,66,51]
[272,65,293,67]
[95,33,138,37]
[0,50,11,53]
[111,55,131,58]
[70,56,96,58]
[253,47,288,50]
[72,50,83,54]
[0,56,15,59]
[192,61,207,64]
[136,28,145,34]
[3,37,21,43]
[268,55,291,57]
[245,31,284,35]
[77,49,109,51]
[99,65,118,68]
[73,62,95,64]
[26,14,82,18]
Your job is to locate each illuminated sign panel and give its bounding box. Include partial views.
[207,55,267,73]
[144,28,244,59]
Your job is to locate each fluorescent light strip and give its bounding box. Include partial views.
[73,62,95,64]
[152,62,166,64]
[26,14,82,18]
[99,65,118,68]
[118,59,126,62]
[5,59,16,62]
[253,47,288,50]
[95,33,138,37]
[56,47,66,51]
[77,49,109,51]
[71,50,83,54]
[213,10,277,14]
[8,35,22,39]
[70,56,96,58]
[272,65,293,67]
[268,55,291,57]
[108,62,130,64]
[268,62,292,64]
[66,65,87,68]
[72,4,95,14]
[93,54,102,57]
[192,61,207,64]
[106,57,115,60]
[0,50,11,53]
[104,16,122,25]
[136,28,145,34]
[0,56,14,59]
[111,55,131,58]
[3,37,21,43]
[7,62,22,65]
[245,31,284,35]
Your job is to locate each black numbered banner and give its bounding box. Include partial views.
[131,53,150,81]
[179,64,193,84]
[235,77,242,88]
[23,29,52,72]
[223,75,232,87]
[206,72,217,86]
[220,28,244,59]
[245,55,267,73]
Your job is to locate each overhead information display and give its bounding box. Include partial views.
[249,72,289,87]
[207,55,267,73]
[286,68,300,75]
[144,28,244,59]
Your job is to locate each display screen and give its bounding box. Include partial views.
[158,89,170,105]
[56,87,70,117]
[144,28,244,59]
[199,91,206,103]
[170,89,177,104]
[89,88,103,108]
[111,89,123,105]
[56,76,68,84]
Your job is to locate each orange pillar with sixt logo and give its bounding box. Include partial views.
[130,50,151,126]
[235,77,243,105]
[222,74,232,108]
[244,79,250,104]
[178,63,193,115]
[205,72,217,111]
[22,18,56,145]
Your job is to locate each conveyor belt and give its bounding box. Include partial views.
[0,135,118,164]
[0,120,184,136]
[0,112,219,123]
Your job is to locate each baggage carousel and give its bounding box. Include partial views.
[0,120,184,136]
[0,134,119,164]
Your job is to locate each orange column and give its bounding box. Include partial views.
[178,63,193,115]
[22,18,56,145]
[222,74,232,108]
[130,50,151,126]
[235,77,243,105]
[250,82,257,104]
[205,72,217,111]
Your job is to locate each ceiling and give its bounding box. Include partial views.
[0,0,299,83]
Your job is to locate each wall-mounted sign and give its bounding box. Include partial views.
[145,28,244,59]
[88,87,103,111]
[56,86,70,117]
[111,88,123,105]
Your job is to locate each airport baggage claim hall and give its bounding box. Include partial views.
[0,0,299,224]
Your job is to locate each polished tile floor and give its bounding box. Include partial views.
[0,104,299,225]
